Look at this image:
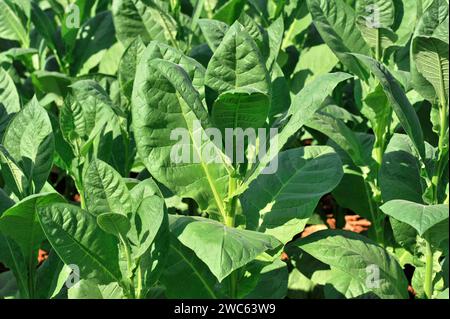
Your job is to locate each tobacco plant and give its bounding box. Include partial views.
[0,0,448,300]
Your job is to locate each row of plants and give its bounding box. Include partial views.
[0,0,448,299]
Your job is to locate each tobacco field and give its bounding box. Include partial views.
[0,0,448,300]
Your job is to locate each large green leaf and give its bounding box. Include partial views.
[241,146,343,244]
[306,0,371,79]
[198,18,229,52]
[38,203,122,285]
[0,67,20,139]
[353,54,426,159]
[138,41,206,98]
[379,134,426,203]
[205,22,270,95]
[213,0,246,24]
[71,11,117,75]
[112,0,177,47]
[412,36,449,105]
[2,97,54,195]
[84,159,133,216]
[0,193,65,265]
[237,72,352,196]
[411,0,449,101]
[132,58,229,220]
[170,215,281,282]
[305,113,369,167]
[287,230,409,299]
[118,37,146,101]
[160,234,220,299]
[0,0,28,45]
[380,200,449,237]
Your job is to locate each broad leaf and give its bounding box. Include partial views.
[132,58,229,220]
[38,204,122,285]
[380,200,449,237]
[0,67,20,139]
[205,22,270,95]
[287,230,409,299]
[2,97,55,195]
[241,146,343,243]
[170,215,281,282]
[84,159,133,216]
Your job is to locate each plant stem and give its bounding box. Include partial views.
[225,176,239,298]
[119,235,135,299]
[424,238,434,299]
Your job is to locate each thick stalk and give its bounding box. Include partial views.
[431,100,449,204]
[225,176,238,298]
[424,238,434,299]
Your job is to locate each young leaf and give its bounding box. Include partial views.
[97,213,131,238]
[84,159,133,216]
[205,22,270,95]
[2,97,55,195]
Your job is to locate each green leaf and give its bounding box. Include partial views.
[138,41,206,98]
[0,67,20,139]
[211,88,270,134]
[38,203,121,285]
[306,113,369,167]
[237,72,352,196]
[198,18,229,52]
[213,0,246,24]
[30,1,58,52]
[0,193,65,263]
[84,159,133,216]
[68,279,124,299]
[97,213,131,238]
[380,200,449,237]
[290,44,339,93]
[379,134,426,203]
[353,54,426,159]
[113,0,177,47]
[0,233,29,298]
[160,234,219,299]
[71,11,116,75]
[287,230,409,299]
[306,0,371,80]
[128,195,166,258]
[35,251,72,299]
[0,145,28,199]
[205,22,270,95]
[132,58,229,220]
[2,97,55,195]
[118,37,146,101]
[412,36,449,106]
[170,215,281,282]
[241,146,343,244]
[0,0,28,45]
